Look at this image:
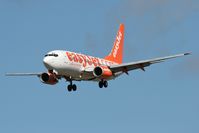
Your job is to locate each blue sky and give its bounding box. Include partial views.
[0,0,199,133]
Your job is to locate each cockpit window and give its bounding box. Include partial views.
[45,53,58,57]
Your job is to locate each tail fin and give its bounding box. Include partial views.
[104,24,124,64]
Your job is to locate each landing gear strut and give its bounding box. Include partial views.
[67,80,77,92]
[99,80,108,88]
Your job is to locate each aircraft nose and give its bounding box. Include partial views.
[43,57,48,65]
[43,57,53,69]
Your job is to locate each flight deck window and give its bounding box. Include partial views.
[53,54,58,57]
[44,54,58,57]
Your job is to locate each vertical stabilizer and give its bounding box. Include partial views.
[104,24,124,64]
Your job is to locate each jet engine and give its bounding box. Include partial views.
[40,72,58,85]
[93,66,113,78]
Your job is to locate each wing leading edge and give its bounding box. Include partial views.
[5,73,42,76]
[109,52,191,73]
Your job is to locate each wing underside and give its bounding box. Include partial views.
[109,53,190,74]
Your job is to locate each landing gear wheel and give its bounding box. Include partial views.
[98,80,108,88]
[103,81,108,88]
[72,84,77,91]
[99,81,103,88]
[66,78,77,92]
[67,84,77,92]
[67,85,72,92]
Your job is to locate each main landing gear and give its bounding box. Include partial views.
[99,80,108,88]
[65,77,108,91]
[67,80,77,92]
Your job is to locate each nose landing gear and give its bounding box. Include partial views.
[67,84,77,92]
[67,79,77,92]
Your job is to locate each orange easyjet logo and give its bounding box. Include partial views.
[66,52,114,67]
[113,31,122,58]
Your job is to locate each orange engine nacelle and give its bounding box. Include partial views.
[93,66,113,78]
[40,72,58,85]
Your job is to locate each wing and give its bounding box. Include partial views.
[5,73,42,77]
[109,53,190,73]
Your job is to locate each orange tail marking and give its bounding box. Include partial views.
[104,24,124,64]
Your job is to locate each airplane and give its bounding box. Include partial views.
[6,24,190,92]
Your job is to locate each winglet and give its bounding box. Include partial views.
[104,24,124,64]
[184,52,191,56]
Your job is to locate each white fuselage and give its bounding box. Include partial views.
[43,50,120,81]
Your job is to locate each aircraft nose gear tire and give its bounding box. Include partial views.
[72,84,77,91]
[67,84,77,92]
[99,80,108,88]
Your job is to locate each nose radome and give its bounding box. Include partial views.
[43,57,53,69]
[43,57,48,65]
